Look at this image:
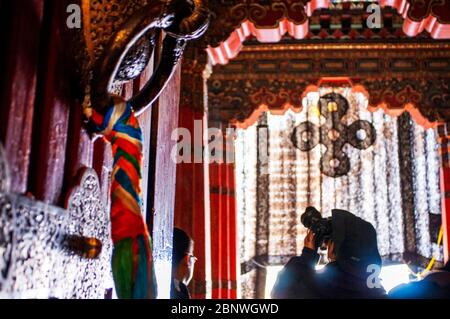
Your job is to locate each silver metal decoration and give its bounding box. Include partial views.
[0,158,114,298]
[58,168,114,299]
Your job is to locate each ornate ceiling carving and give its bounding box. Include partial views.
[208,42,450,127]
[196,0,450,65]
[382,0,450,37]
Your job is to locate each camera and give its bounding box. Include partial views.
[301,207,332,249]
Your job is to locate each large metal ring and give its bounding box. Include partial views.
[90,0,210,115]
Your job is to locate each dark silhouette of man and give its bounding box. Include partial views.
[389,261,450,299]
[272,209,386,299]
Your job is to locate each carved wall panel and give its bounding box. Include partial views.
[59,168,114,299]
[0,154,113,299]
[208,42,450,127]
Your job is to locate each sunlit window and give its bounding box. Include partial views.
[379,263,411,293]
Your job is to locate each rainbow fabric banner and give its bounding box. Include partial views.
[86,97,156,299]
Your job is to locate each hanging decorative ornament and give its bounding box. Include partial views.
[291,92,377,178]
[79,0,210,299]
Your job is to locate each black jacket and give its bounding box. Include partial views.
[389,271,450,299]
[271,247,386,299]
[171,280,191,299]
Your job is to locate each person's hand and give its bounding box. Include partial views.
[304,229,316,250]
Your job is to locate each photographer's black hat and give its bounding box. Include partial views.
[331,209,382,279]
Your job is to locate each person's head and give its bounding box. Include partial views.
[172,228,196,285]
[331,209,382,279]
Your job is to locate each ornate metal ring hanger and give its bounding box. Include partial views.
[82,0,210,115]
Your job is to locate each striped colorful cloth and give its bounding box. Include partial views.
[85,96,156,299]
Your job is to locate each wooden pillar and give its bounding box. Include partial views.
[219,129,238,299]
[27,0,83,205]
[0,0,108,205]
[209,122,238,299]
[135,61,154,223]
[174,47,212,299]
[225,135,238,299]
[219,153,229,298]
[437,124,450,263]
[149,63,181,299]
[93,139,113,212]
[255,115,270,299]
[0,0,44,194]
[209,148,225,298]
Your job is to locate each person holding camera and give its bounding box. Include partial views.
[271,207,386,299]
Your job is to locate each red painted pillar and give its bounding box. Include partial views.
[438,124,450,263]
[210,159,224,298]
[208,126,227,299]
[220,156,229,299]
[174,106,210,299]
[174,48,239,300]
[209,128,238,299]
[223,130,238,299]
[174,49,212,299]
[189,155,209,300]
[225,143,238,299]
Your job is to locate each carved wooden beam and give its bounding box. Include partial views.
[197,0,450,65]
[208,42,450,128]
[380,0,450,38]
